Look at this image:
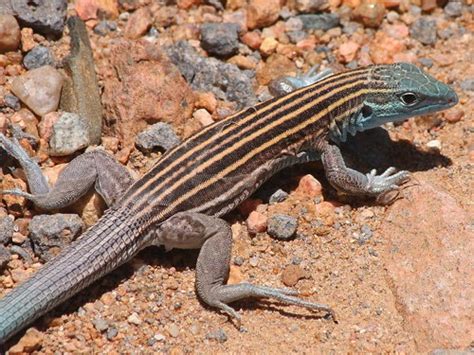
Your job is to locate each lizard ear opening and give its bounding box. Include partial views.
[361,105,373,118]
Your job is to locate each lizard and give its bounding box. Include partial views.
[0,63,458,344]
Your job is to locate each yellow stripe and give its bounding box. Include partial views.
[154,92,375,221]
[123,68,367,203]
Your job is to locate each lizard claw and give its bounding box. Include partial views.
[365,167,410,196]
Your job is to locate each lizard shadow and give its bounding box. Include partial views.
[254,127,452,205]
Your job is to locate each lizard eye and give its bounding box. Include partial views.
[400,92,419,106]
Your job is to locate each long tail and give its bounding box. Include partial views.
[0,209,146,344]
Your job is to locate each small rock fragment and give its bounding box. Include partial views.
[0,14,21,53]
[410,17,437,45]
[15,328,44,353]
[0,215,14,245]
[353,0,385,28]
[200,23,240,58]
[298,13,340,31]
[124,7,152,39]
[444,108,464,124]
[268,214,298,240]
[0,245,11,269]
[49,112,90,156]
[295,174,323,198]
[167,323,180,338]
[444,1,463,17]
[135,122,181,153]
[127,312,142,325]
[460,79,474,92]
[106,326,118,340]
[11,65,64,116]
[23,46,54,70]
[426,139,441,151]
[92,318,109,332]
[287,0,328,13]
[269,189,289,204]
[247,0,281,30]
[281,264,307,287]
[29,214,84,262]
[206,329,228,343]
[247,211,268,234]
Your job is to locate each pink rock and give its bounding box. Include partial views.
[10,65,64,116]
[124,7,152,39]
[380,182,473,351]
[247,211,268,234]
[337,41,360,63]
[75,0,119,20]
[38,111,61,141]
[295,174,323,198]
[0,14,20,53]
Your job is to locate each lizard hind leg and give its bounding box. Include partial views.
[157,212,335,325]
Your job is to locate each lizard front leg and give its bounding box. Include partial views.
[319,142,409,203]
[0,133,134,209]
[157,212,335,324]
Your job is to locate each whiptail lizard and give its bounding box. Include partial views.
[0,63,458,344]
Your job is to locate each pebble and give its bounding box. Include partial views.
[206,329,228,343]
[29,214,84,262]
[444,1,463,17]
[269,189,289,204]
[193,108,214,126]
[124,7,152,39]
[268,214,298,240]
[247,0,281,30]
[11,65,64,116]
[418,57,433,68]
[337,41,360,63]
[298,13,340,31]
[75,0,119,20]
[0,245,11,269]
[0,14,21,53]
[4,94,20,110]
[444,108,464,124]
[281,264,307,287]
[135,122,181,152]
[289,0,328,13]
[352,0,386,28]
[106,326,118,340]
[200,23,240,58]
[426,139,442,151]
[460,79,474,92]
[11,0,67,38]
[249,256,259,267]
[127,312,142,325]
[0,215,14,244]
[410,17,437,45]
[247,211,268,234]
[93,20,117,36]
[233,256,244,266]
[167,323,180,338]
[295,174,323,198]
[49,112,91,156]
[9,328,44,353]
[92,318,109,332]
[23,46,54,70]
[10,245,32,263]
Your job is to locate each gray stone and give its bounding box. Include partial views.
[49,112,90,156]
[165,41,257,109]
[92,318,109,332]
[106,326,118,340]
[444,1,463,17]
[269,189,289,204]
[268,214,298,240]
[11,0,67,38]
[4,94,20,110]
[298,13,340,31]
[29,214,84,262]
[0,245,10,269]
[10,245,33,264]
[287,30,306,44]
[23,45,54,70]
[410,17,437,45]
[206,329,228,343]
[418,57,434,68]
[200,23,240,58]
[93,20,117,36]
[460,78,474,91]
[0,216,14,245]
[11,65,64,116]
[135,122,181,152]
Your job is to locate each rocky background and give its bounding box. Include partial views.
[0,0,472,353]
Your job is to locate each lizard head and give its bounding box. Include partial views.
[356,62,458,131]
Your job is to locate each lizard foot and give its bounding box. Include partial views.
[365,167,410,195]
